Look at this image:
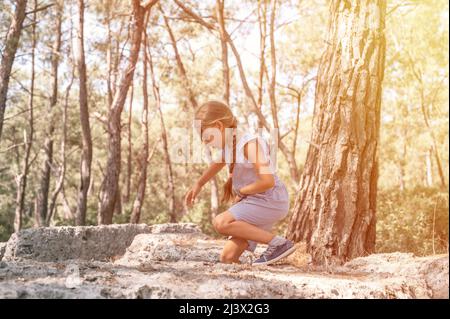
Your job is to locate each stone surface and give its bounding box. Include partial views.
[2,224,152,262]
[0,223,447,299]
[0,242,6,260]
[344,252,449,298]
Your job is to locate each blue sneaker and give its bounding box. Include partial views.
[252,240,296,266]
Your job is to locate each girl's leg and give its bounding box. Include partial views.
[213,211,275,244]
[220,237,249,264]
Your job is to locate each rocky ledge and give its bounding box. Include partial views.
[0,223,448,299]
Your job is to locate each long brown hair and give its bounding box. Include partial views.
[195,100,237,203]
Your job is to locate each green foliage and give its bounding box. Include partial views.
[376,186,449,255]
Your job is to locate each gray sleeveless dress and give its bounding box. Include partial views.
[225,130,290,252]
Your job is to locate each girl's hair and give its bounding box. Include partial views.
[195,100,237,204]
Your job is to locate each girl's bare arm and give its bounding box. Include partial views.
[238,140,275,195]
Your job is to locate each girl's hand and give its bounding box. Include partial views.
[184,183,202,208]
[232,194,245,204]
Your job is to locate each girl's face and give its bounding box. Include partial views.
[201,121,225,149]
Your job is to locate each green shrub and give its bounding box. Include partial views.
[376,186,449,255]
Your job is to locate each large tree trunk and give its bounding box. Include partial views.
[14,0,36,232]
[75,0,93,226]
[98,0,156,224]
[36,2,63,227]
[0,0,27,142]
[287,0,386,265]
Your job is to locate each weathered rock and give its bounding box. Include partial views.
[3,224,152,262]
[115,234,257,267]
[0,242,6,260]
[419,255,449,299]
[148,223,202,234]
[0,223,447,299]
[344,252,449,298]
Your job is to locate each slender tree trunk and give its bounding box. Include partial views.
[287,0,387,265]
[131,18,151,223]
[75,0,93,226]
[14,0,36,232]
[48,70,73,225]
[419,89,446,189]
[266,0,300,183]
[160,5,198,110]
[147,44,177,222]
[426,148,433,187]
[124,83,134,203]
[215,0,230,104]
[106,0,114,107]
[257,0,267,128]
[267,0,279,130]
[407,51,447,190]
[398,128,407,191]
[98,0,157,224]
[0,0,27,142]
[213,0,229,218]
[61,185,74,220]
[36,2,63,227]
[114,186,122,215]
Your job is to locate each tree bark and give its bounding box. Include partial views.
[75,0,93,226]
[146,42,177,223]
[0,0,28,142]
[425,147,433,187]
[267,0,279,130]
[215,0,230,104]
[212,0,230,218]
[98,0,156,224]
[124,83,134,203]
[287,0,387,265]
[257,0,267,129]
[105,0,114,107]
[130,20,152,223]
[48,67,73,225]
[36,2,62,227]
[14,0,35,232]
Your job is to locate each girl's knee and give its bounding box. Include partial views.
[219,237,248,264]
[219,251,237,264]
[220,248,241,264]
[213,213,232,234]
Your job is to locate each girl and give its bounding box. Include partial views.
[184,100,296,266]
